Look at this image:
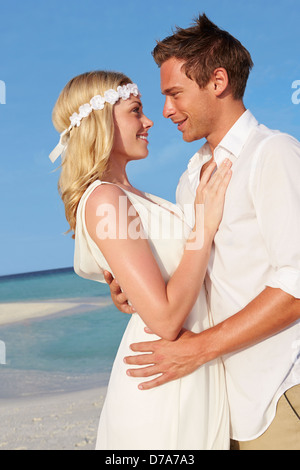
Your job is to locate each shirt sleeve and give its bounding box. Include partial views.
[251,133,300,298]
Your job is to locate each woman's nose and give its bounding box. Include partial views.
[143,115,154,129]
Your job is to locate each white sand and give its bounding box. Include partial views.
[0,297,112,326]
[0,387,106,450]
[0,297,116,449]
[0,297,114,450]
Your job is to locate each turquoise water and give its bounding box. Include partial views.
[0,267,108,302]
[0,268,130,398]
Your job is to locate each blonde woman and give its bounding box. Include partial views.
[50,71,232,450]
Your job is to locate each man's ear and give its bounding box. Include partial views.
[211,67,229,96]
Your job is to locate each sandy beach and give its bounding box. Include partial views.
[0,386,106,450]
[0,297,112,326]
[0,297,114,450]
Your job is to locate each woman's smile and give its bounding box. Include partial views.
[137,133,149,143]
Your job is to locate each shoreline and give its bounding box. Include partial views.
[0,367,110,399]
[0,296,116,449]
[0,297,112,327]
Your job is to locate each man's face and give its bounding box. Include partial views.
[160,57,215,142]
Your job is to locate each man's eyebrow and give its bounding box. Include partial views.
[161,86,182,95]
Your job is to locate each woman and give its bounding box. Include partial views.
[50,70,232,450]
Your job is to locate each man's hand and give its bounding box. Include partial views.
[104,271,136,314]
[124,287,300,390]
[124,329,203,390]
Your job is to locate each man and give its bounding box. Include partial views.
[105,14,300,450]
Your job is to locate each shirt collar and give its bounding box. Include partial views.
[188,109,259,174]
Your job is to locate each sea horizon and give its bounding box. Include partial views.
[0,265,110,303]
[0,266,74,281]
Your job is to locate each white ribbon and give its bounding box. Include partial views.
[49,126,72,163]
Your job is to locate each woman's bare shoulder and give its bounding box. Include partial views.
[86,183,128,210]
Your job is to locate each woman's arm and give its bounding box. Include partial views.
[86,160,231,341]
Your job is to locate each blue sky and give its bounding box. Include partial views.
[0,0,299,276]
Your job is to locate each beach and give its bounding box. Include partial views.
[0,297,112,326]
[0,297,112,450]
[0,298,111,451]
[0,386,106,450]
[0,270,128,451]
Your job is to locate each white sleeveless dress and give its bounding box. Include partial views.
[74,180,230,450]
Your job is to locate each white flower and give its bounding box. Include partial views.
[127,83,140,97]
[104,89,120,105]
[90,95,106,110]
[79,103,92,117]
[70,112,82,127]
[117,85,131,100]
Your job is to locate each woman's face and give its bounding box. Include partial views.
[111,95,153,163]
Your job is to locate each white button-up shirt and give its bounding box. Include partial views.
[176,110,300,441]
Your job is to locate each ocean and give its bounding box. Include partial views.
[0,268,129,398]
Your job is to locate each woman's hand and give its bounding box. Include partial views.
[194,158,232,238]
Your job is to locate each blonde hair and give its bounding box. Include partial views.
[52,71,132,237]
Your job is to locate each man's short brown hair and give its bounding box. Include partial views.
[152,14,253,100]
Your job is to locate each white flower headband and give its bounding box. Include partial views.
[49,83,140,163]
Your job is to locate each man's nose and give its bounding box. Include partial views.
[162,96,175,119]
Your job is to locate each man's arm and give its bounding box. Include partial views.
[124,287,300,390]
